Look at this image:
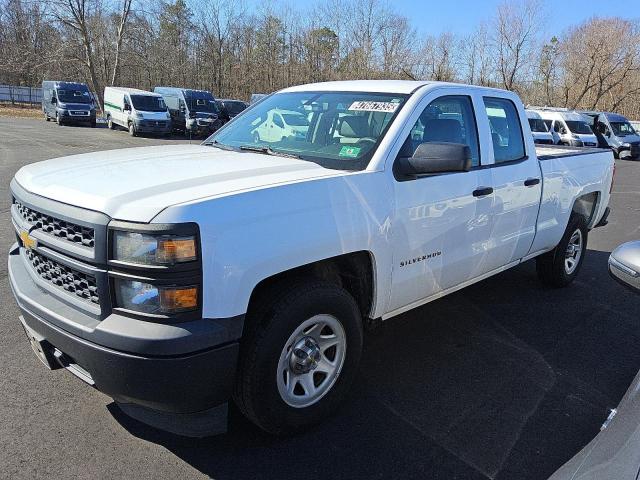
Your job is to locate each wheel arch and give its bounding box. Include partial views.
[246,251,376,326]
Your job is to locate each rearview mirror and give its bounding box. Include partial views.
[609,241,640,293]
[396,142,472,178]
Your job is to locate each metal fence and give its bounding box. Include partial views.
[0,85,43,105]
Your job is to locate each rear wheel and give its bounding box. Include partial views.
[536,213,588,287]
[44,112,50,122]
[234,280,363,435]
[107,116,115,130]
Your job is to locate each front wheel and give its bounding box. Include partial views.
[536,213,588,287]
[234,280,363,435]
[128,122,136,137]
[56,113,64,126]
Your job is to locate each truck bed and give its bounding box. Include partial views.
[535,144,605,160]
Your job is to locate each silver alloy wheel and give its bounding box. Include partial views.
[565,228,583,274]
[276,314,346,408]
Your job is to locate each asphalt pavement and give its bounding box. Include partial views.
[1,116,640,479]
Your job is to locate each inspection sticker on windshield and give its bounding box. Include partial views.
[339,146,361,158]
[348,101,398,113]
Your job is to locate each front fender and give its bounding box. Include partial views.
[154,171,394,319]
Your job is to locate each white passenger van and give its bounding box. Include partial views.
[103,87,171,137]
[525,110,555,145]
[533,109,597,147]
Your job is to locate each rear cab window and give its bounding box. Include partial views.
[483,97,526,163]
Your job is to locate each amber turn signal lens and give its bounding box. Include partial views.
[159,286,198,313]
[157,237,197,264]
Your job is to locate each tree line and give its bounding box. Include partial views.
[2,0,640,118]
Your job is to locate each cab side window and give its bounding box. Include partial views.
[273,114,284,128]
[400,95,480,167]
[484,97,525,163]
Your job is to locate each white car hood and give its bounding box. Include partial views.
[15,144,342,222]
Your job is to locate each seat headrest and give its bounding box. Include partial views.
[339,115,370,138]
[422,119,463,144]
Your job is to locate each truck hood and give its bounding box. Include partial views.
[14,144,343,222]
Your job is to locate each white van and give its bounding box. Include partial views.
[525,110,555,145]
[251,109,309,142]
[534,109,597,147]
[104,87,171,137]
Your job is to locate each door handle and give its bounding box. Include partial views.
[472,187,494,197]
[524,178,540,187]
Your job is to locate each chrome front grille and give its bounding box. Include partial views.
[25,249,99,304]
[15,201,95,248]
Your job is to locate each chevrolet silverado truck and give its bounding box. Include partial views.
[8,80,615,436]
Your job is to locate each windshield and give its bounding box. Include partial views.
[185,91,218,113]
[206,91,408,170]
[57,88,92,104]
[565,121,593,135]
[224,101,246,115]
[282,113,309,126]
[130,95,166,112]
[610,121,636,137]
[528,118,548,133]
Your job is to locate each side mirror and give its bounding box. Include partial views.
[609,241,640,293]
[560,127,567,135]
[123,104,131,112]
[396,142,472,177]
[51,97,57,104]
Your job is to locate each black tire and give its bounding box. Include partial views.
[234,280,363,435]
[90,120,96,128]
[107,116,115,130]
[44,113,50,122]
[56,113,64,126]
[128,122,136,136]
[536,213,588,287]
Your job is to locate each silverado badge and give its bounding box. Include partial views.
[19,230,38,250]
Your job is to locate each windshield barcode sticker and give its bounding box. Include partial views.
[348,101,399,113]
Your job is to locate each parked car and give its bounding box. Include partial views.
[217,99,248,124]
[550,241,640,479]
[533,108,599,147]
[41,81,96,127]
[525,109,555,144]
[581,111,640,159]
[8,80,614,438]
[154,87,222,137]
[250,93,268,104]
[251,108,310,142]
[104,87,171,137]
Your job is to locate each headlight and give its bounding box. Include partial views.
[622,142,631,147]
[113,231,197,265]
[134,112,143,119]
[114,278,198,314]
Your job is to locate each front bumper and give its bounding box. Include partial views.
[134,119,172,134]
[8,243,239,414]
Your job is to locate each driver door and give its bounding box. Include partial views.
[389,92,495,314]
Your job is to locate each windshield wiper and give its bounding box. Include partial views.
[202,139,236,151]
[239,145,301,159]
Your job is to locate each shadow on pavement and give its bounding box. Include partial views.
[110,249,640,480]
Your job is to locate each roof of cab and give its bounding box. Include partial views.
[279,79,516,96]
[106,86,162,96]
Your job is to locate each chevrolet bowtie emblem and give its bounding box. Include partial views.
[19,230,38,250]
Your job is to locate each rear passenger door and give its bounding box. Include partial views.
[389,92,495,314]
[482,96,542,270]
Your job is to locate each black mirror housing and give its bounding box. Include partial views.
[396,142,472,177]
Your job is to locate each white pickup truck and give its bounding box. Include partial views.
[9,80,614,436]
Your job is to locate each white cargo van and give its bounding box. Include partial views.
[525,110,555,145]
[104,87,171,137]
[534,109,597,147]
